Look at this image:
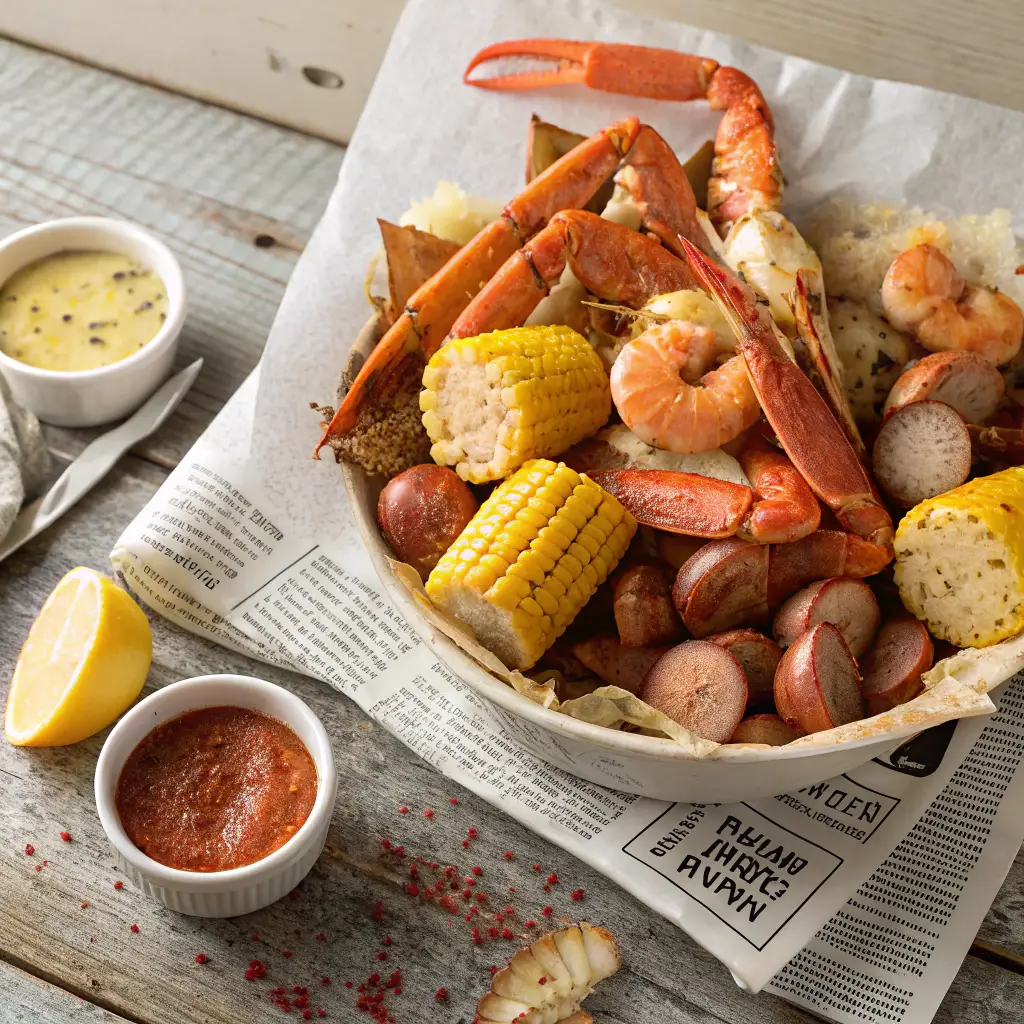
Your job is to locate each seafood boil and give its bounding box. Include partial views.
[314,38,1024,748]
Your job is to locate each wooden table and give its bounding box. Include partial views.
[1,35,1023,1024]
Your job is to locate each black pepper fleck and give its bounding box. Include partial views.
[254,234,276,249]
[33,327,40,334]
[30,305,39,312]
[63,314,72,322]
[113,272,125,280]
[89,336,105,345]
[134,301,153,313]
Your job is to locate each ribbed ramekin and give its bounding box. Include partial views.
[94,674,337,918]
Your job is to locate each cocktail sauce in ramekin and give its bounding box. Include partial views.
[115,706,318,872]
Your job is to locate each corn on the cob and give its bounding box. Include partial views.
[425,459,636,670]
[894,466,1024,647]
[420,325,610,484]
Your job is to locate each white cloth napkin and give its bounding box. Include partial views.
[0,379,50,542]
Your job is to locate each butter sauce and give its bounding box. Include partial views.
[0,251,167,371]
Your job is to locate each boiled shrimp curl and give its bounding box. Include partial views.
[882,243,1023,366]
[609,320,759,454]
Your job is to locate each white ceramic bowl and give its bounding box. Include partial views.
[94,674,337,918]
[0,216,187,427]
[342,318,901,803]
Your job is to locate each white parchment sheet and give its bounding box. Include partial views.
[111,0,1024,1017]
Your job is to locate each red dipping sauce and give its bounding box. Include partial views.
[115,706,318,872]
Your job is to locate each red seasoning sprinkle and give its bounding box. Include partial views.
[113,881,124,890]
[547,873,559,885]
[381,839,392,850]
[502,928,514,940]
[541,906,553,917]
[368,972,381,985]
[570,888,585,901]
[245,960,267,982]
[382,937,392,946]
[282,950,293,958]
[502,851,514,860]
[488,926,499,938]
[302,1011,313,1021]
[423,809,434,819]
[345,982,353,989]
[532,863,541,872]
[392,846,405,858]
[251,934,261,941]
[504,905,515,916]
[461,840,469,849]
[376,952,389,961]
[449,797,459,806]
[316,932,326,942]
[525,920,536,928]
[468,828,478,839]
[471,865,483,876]
[60,831,72,842]
[81,902,89,909]
[318,1012,326,1018]
[398,806,409,814]
[435,988,449,1002]
[24,844,35,856]
[539,977,547,985]
[371,901,384,920]
[34,865,42,872]
[487,965,500,975]
[130,924,140,933]
[406,883,419,897]
[194,953,209,964]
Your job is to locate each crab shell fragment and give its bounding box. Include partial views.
[476,922,621,1024]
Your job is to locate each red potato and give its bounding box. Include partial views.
[883,351,1005,424]
[729,714,805,746]
[872,400,971,507]
[637,641,748,742]
[571,635,669,694]
[672,538,770,638]
[377,465,479,580]
[613,563,682,647]
[707,628,782,713]
[774,622,864,734]
[773,578,881,658]
[861,617,934,715]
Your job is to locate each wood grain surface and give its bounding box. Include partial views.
[3,0,1024,142]
[0,27,1022,1024]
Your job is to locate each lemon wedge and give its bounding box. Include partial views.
[5,567,152,746]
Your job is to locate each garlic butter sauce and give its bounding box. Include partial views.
[0,251,167,372]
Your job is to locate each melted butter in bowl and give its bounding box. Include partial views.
[0,251,168,371]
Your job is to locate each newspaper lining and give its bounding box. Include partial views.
[111,0,1024,1016]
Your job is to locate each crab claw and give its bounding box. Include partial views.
[587,469,752,537]
[464,39,718,102]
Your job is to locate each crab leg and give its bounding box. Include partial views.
[736,437,820,544]
[679,237,894,555]
[315,116,640,459]
[449,209,696,339]
[464,39,782,235]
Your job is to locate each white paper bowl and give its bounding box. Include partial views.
[341,319,900,803]
[0,217,187,427]
[94,675,337,918]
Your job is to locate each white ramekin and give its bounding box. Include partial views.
[94,675,337,918]
[0,216,187,427]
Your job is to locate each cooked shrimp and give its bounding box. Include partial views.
[882,244,1024,366]
[609,321,761,454]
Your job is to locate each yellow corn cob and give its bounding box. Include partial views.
[420,325,610,484]
[426,459,636,670]
[894,466,1024,647]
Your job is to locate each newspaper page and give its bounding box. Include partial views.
[111,0,1024,1016]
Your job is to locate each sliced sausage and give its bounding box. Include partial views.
[883,351,1005,424]
[872,400,971,507]
[861,617,934,715]
[729,714,805,746]
[773,578,881,658]
[613,563,683,647]
[707,628,782,713]
[672,538,770,638]
[637,641,748,742]
[571,636,668,694]
[774,622,864,734]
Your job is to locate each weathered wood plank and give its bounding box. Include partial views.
[0,38,344,468]
[2,452,1020,1024]
[976,846,1024,960]
[3,960,129,1022]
